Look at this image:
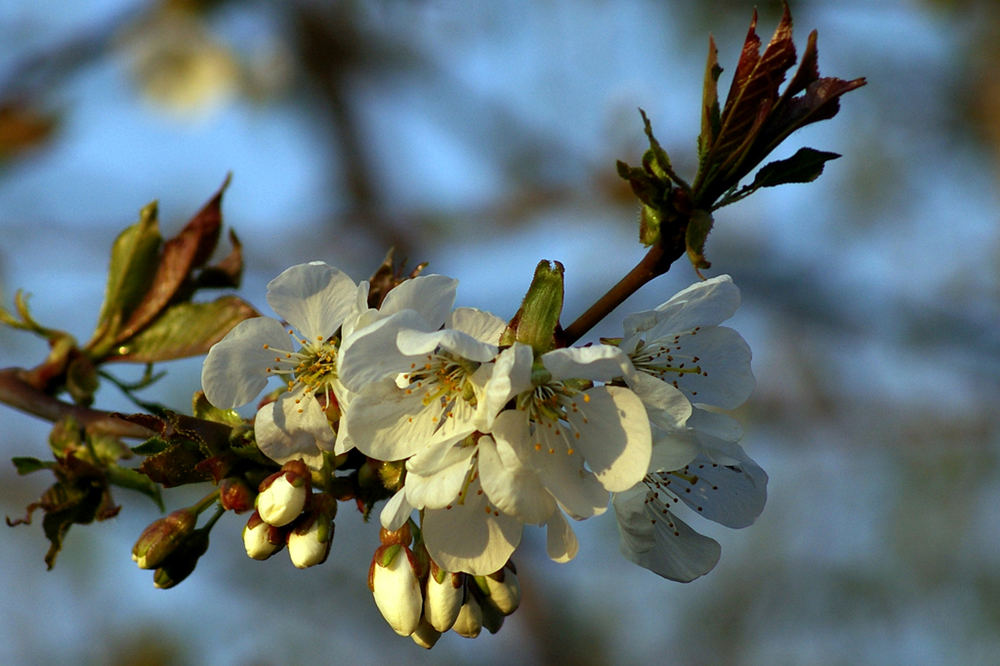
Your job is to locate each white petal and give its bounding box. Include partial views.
[541,345,632,382]
[421,480,522,575]
[614,487,721,582]
[338,309,430,392]
[566,386,651,492]
[479,344,533,428]
[345,380,474,461]
[478,436,556,524]
[687,407,743,443]
[544,510,579,563]
[447,307,507,344]
[396,327,497,362]
[625,274,740,336]
[254,393,331,469]
[405,447,475,510]
[671,443,768,528]
[659,326,754,409]
[624,370,693,431]
[379,274,457,328]
[649,428,700,472]
[380,489,414,530]
[201,316,288,408]
[265,262,357,341]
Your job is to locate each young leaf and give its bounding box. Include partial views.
[109,296,258,363]
[685,208,715,272]
[749,147,840,189]
[697,36,722,163]
[87,202,163,356]
[115,175,232,344]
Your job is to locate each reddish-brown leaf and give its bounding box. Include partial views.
[115,174,232,343]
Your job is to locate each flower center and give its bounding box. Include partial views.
[515,380,591,456]
[641,464,721,536]
[262,328,340,409]
[630,330,709,393]
[398,350,481,427]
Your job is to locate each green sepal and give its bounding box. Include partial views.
[508,260,564,355]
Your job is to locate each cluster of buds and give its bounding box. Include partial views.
[131,501,222,589]
[368,524,521,648]
[242,459,336,568]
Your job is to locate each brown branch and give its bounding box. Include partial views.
[0,367,156,439]
[562,238,685,346]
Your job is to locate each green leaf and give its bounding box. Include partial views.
[192,391,245,428]
[11,457,55,474]
[685,209,715,271]
[110,296,257,363]
[132,437,172,456]
[749,147,840,189]
[88,202,163,357]
[106,462,165,511]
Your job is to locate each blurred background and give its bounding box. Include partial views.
[1,0,998,663]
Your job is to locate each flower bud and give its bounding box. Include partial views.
[370,544,423,637]
[219,477,255,513]
[132,508,197,570]
[410,618,442,650]
[424,565,464,632]
[152,526,211,589]
[243,510,286,560]
[477,565,521,615]
[257,460,310,527]
[451,594,483,639]
[287,494,337,569]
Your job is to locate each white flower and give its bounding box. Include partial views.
[339,307,505,461]
[613,275,767,581]
[201,262,361,468]
[486,342,652,522]
[613,424,767,581]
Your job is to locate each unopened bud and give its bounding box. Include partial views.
[424,565,464,632]
[451,594,483,639]
[410,618,442,649]
[477,565,521,615]
[152,527,211,589]
[370,544,423,636]
[287,494,337,569]
[132,508,197,570]
[243,510,286,560]
[219,477,255,513]
[257,460,310,526]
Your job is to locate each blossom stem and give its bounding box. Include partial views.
[562,239,684,346]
